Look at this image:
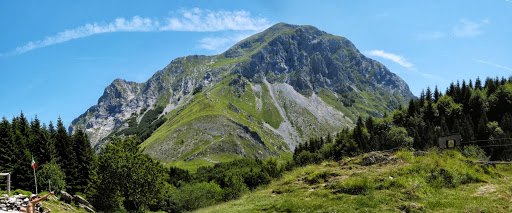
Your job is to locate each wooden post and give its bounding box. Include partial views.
[0,173,10,195]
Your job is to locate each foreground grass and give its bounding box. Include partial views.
[197,150,512,212]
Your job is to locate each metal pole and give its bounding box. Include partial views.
[49,180,51,192]
[33,168,38,194]
[7,173,10,195]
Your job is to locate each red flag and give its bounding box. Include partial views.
[31,156,36,169]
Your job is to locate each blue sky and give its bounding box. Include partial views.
[1,0,511,127]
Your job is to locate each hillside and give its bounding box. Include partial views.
[197,150,512,212]
[69,23,414,165]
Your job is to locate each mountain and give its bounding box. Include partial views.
[69,23,414,164]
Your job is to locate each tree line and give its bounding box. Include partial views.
[2,76,511,212]
[294,76,512,164]
[0,113,94,194]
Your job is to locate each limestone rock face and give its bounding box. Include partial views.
[70,23,414,162]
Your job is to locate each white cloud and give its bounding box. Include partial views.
[13,16,158,54]
[198,37,232,51]
[198,34,251,52]
[365,50,414,68]
[417,31,445,40]
[476,60,512,71]
[5,8,270,55]
[160,8,270,32]
[366,49,445,81]
[453,19,488,37]
[198,33,253,52]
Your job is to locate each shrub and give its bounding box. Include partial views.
[294,151,322,166]
[12,189,32,196]
[36,162,67,193]
[306,171,332,184]
[222,172,249,200]
[171,181,223,211]
[461,145,489,161]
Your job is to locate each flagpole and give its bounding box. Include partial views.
[32,156,38,194]
[33,167,38,194]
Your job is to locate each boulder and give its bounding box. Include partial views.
[61,202,76,211]
[78,203,97,213]
[60,191,73,203]
[73,195,95,210]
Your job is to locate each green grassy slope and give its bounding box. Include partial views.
[141,74,289,168]
[196,150,512,213]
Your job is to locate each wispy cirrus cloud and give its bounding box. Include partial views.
[476,60,512,71]
[3,8,270,55]
[12,16,158,55]
[453,19,489,37]
[366,49,445,81]
[366,50,414,68]
[160,8,269,32]
[197,33,253,52]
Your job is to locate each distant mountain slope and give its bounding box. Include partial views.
[69,23,414,163]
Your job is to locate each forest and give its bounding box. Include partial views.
[1,76,511,212]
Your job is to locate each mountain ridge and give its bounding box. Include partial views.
[70,23,414,164]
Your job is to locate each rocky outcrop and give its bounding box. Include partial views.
[70,23,415,161]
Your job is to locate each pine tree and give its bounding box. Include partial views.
[55,117,77,192]
[0,117,13,172]
[10,115,33,191]
[29,116,48,165]
[46,122,58,162]
[353,117,369,152]
[434,86,440,103]
[71,129,94,193]
[407,99,416,117]
[426,87,432,104]
[475,77,482,90]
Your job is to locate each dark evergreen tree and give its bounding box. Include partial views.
[353,117,369,152]
[426,87,432,104]
[55,117,77,192]
[434,86,441,103]
[407,99,417,117]
[29,116,48,166]
[0,117,13,172]
[10,115,33,191]
[71,129,94,193]
[475,77,482,90]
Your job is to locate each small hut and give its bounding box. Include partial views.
[438,134,462,149]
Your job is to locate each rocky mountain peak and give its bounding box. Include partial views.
[70,23,415,162]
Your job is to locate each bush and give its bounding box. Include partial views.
[89,137,168,212]
[171,181,223,212]
[385,127,413,149]
[462,145,489,161]
[36,162,67,193]
[306,171,332,184]
[222,172,249,200]
[12,189,32,196]
[294,151,322,166]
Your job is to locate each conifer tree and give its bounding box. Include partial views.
[434,86,440,103]
[29,116,48,165]
[0,117,13,172]
[10,115,33,191]
[55,117,77,192]
[71,129,94,193]
[475,77,482,90]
